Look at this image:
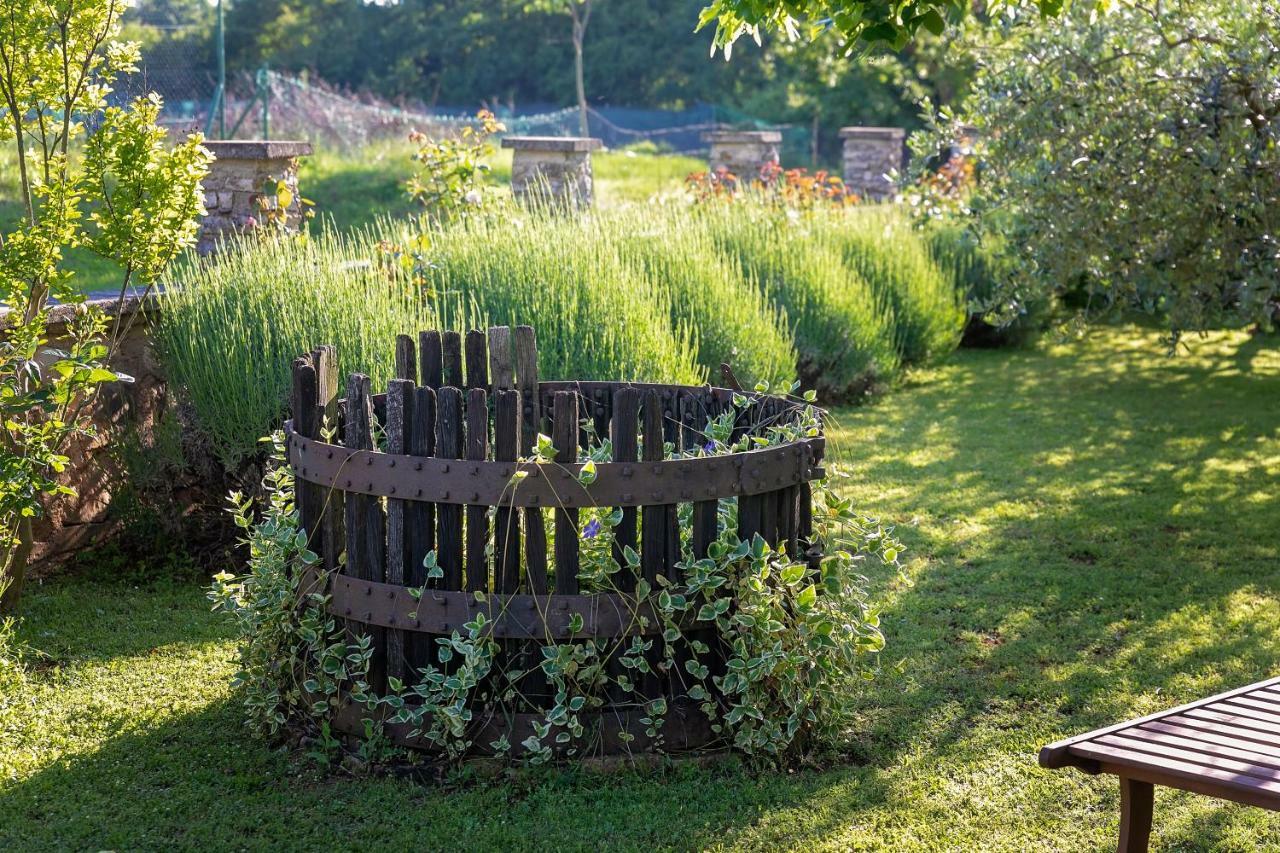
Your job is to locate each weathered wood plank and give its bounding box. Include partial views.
[312,345,344,573]
[552,391,580,594]
[343,373,386,691]
[488,326,515,390]
[292,358,320,554]
[435,386,465,590]
[610,388,639,591]
[465,387,490,592]
[465,329,489,390]
[419,330,443,390]
[442,330,463,389]
[514,325,547,593]
[493,390,522,594]
[384,378,414,681]
[395,334,417,382]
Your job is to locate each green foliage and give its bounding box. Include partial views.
[698,0,1069,52]
[0,0,209,609]
[822,207,965,364]
[396,212,707,384]
[406,110,506,219]
[700,202,901,399]
[917,1,1280,344]
[209,435,372,742]
[155,228,443,468]
[605,207,797,388]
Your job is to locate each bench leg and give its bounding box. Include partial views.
[1117,777,1154,853]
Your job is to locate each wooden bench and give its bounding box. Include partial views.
[1040,675,1280,851]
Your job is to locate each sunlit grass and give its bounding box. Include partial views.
[5,325,1280,849]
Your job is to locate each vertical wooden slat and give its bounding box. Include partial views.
[514,326,547,593]
[607,387,640,708]
[435,387,465,590]
[465,329,489,390]
[591,387,611,445]
[641,391,675,585]
[465,387,490,592]
[405,385,435,674]
[384,378,414,682]
[419,330,443,389]
[344,373,386,691]
[641,391,674,700]
[488,326,515,390]
[312,345,343,573]
[552,391,580,594]
[442,330,463,388]
[292,358,320,552]
[395,334,417,382]
[493,390,522,593]
[684,391,718,560]
[610,388,639,589]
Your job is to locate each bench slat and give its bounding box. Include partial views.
[1141,720,1280,762]
[1221,696,1280,722]
[1039,675,1280,770]
[1125,726,1280,771]
[1070,741,1280,804]
[1097,733,1280,783]
[1184,707,1280,737]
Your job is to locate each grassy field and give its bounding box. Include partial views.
[3,326,1280,850]
[301,142,705,232]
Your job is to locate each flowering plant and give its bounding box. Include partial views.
[406,110,506,219]
[686,163,856,208]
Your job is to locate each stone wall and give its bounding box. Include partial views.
[11,295,171,566]
[839,127,906,201]
[501,136,602,206]
[198,140,313,254]
[702,130,781,180]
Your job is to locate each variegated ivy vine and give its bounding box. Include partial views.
[211,385,900,770]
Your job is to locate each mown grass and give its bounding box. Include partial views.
[5,325,1279,850]
[302,142,706,232]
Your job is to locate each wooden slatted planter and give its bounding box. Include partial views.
[286,325,826,757]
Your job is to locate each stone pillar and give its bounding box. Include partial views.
[701,130,782,179]
[500,136,603,206]
[839,127,906,201]
[197,140,313,254]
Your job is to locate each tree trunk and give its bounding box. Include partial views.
[573,28,589,138]
[0,517,32,614]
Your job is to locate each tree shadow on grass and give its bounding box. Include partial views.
[0,692,895,852]
[818,329,1280,846]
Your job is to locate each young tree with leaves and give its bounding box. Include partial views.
[527,0,597,136]
[0,0,211,611]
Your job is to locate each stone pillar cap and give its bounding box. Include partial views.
[838,127,906,140]
[203,140,313,159]
[701,130,782,144]
[501,136,602,152]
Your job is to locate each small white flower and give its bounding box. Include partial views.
[464,189,483,205]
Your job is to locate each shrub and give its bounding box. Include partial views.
[406,210,706,384]
[916,2,1280,343]
[822,207,965,364]
[157,228,443,468]
[605,206,797,388]
[923,221,1046,348]
[700,203,901,400]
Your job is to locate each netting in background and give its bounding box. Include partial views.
[125,28,812,163]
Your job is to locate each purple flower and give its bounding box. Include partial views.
[702,440,716,454]
[582,518,603,539]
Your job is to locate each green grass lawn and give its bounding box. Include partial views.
[4,325,1280,850]
[302,142,705,232]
